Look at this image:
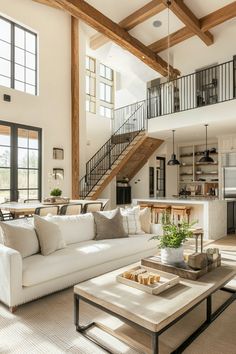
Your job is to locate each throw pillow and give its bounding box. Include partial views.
[34,215,66,256]
[0,221,40,258]
[46,213,95,245]
[121,206,144,235]
[93,208,128,240]
[140,207,152,234]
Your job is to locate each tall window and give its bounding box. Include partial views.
[86,56,96,113]
[0,121,42,202]
[99,63,114,118]
[0,16,37,95]
[85,56,114,118]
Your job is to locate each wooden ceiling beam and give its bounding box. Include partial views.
[149,2,236,53]
[90,0,166,50]
[163,0,213,46]
[32,0,61,9]
[49,0,180,77]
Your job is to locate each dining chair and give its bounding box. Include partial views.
[60,203,83,215]
[101,200,109,211]
[0,208,14,221]
[24,199,41,203]
[83,202,103,213]
[34,206,59,216]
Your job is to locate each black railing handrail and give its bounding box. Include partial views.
[115,58,234,113]
[85,101,146,174]
[79,101,147,198]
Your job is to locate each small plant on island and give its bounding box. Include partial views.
[50,188,62,197]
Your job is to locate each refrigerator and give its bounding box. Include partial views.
[223,167,236,199]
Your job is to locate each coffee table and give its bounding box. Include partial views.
[74,263,236,354]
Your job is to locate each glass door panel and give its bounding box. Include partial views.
[0,124,11,202]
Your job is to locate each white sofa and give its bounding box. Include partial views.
[0,212,157,309]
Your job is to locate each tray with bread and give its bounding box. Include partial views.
[116,266,180,295]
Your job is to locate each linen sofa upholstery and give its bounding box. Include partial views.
[0,212,157,308]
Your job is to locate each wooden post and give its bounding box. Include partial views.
[71,16,80,199]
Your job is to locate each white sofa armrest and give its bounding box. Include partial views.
[0,244,22,307]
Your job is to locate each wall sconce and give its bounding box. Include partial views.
[53,168,64,180]
[53,148,64,160]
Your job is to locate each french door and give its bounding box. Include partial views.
[0,121,42,202]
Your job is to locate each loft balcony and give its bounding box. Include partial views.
[147,57,236,119]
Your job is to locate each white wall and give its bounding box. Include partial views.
[0,0,72,198]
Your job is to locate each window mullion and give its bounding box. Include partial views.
[11,22,15,89]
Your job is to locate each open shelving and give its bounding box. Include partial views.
[178,142,219,197]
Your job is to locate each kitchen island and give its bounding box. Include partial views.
[133,198,227,240]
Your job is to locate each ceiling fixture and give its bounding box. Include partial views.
[153,20,162,28]
[168,130,180,166]
[199,124,214,163]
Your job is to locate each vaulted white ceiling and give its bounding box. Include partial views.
[84,1,236,88]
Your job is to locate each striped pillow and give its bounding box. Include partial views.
[121,206,144,235]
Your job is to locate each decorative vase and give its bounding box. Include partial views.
[161,245,184,265]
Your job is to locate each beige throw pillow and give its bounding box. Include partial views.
[0,221,40,258]
[140,207,151,234]
[93,208,128,240]
[34,215,66,256]
[121,206,144,235]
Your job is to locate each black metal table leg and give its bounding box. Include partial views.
[206,295,212,323]
[152,332,159,354]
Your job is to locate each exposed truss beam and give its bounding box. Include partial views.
[162,0,213,46]
[149,2,236,53]
[90,0,166,50]
[32,0,60,9]
[44,0,180,76]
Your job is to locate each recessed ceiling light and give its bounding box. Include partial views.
[153,20,162,28]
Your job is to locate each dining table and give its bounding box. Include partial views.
[1,199,108,218]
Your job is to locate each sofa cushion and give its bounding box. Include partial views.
[46,213,95,244]
[22,234,157,286]
[93,208,128,240]
[34,215,66,256]
[121,206,144,235]
[0,221,39,258]
[140,207,152,234]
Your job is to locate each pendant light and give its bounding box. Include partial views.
[199,124,214,163]
[168,130,180,166]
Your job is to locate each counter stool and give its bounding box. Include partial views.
[138,203,153,221]
[171,206,191,224]
[152,204,171,224]
[192,228,204,253]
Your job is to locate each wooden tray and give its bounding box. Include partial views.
[141,255,221,281]
[116,266,180,295]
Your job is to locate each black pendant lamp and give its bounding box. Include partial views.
[168,130,180,166]
[199,124,214,163]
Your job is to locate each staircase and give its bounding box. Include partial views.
[79,102,163,199]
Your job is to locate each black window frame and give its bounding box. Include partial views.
[0,120,42,202]
[0,15,38,95]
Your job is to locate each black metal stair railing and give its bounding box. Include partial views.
[79,102,147,198]
[147,58,236,118]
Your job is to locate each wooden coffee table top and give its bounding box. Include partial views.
[74,263,236,332]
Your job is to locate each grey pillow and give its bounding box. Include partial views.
[34,215,66,256]
[93,208,128,240]
[0,221,40,258]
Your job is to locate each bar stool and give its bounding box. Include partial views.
[152,204,171,224]
[171,206,191,224]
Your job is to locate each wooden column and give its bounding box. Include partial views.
[71,16,80,198]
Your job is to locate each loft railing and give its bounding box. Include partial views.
[147,58,236,118]
[79,102,147,198]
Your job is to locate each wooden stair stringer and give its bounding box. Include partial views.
[89,133,148,199]
[117,137,164,181]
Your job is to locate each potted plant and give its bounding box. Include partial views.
[151,214,196,265]
[50,188,62,197]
